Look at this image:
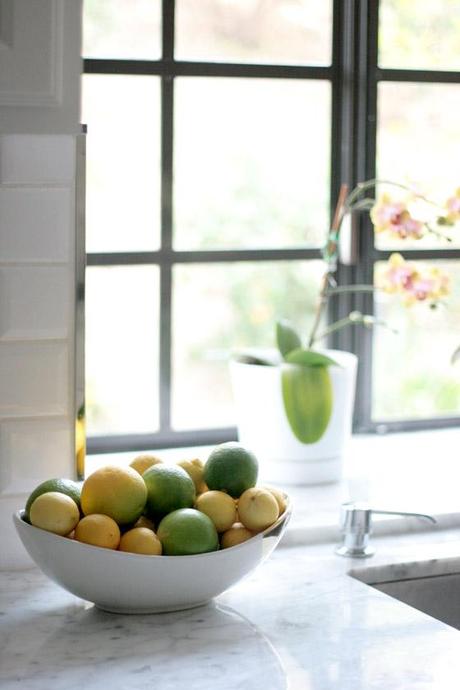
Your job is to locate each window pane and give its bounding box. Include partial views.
[175,0,332,65]
[83,0,161,60]
[373,260,460,421]
[174,78,331,250]
[86,266,159,435]
[379,0,460,70]
[82,75,161,253]
[376,82,460,250]
[172,260,325,430]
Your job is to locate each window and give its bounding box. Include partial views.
[82,0,460,454]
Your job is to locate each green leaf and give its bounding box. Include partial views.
[285,348,339,368]
[276,320,302,359]
[281,364,333,444]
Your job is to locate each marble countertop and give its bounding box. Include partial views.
[3,526,460,690]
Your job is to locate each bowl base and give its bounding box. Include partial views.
[94,598,213,615]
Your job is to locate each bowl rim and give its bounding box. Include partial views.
[13,493,292,562]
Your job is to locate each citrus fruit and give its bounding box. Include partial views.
[177,458,207,494]
[134,515,155,531]
[238,488,279,531]
[220,523,255,549]
[157,509,219,556]
[24,478,81,522]
[203,442,258,498]
[29,492,80,536]
[119,527,162,555]
[130,454,163,476]
[195,490,237,532]
[263,486,288,515]
[81,465,147,525]
[75,514,120,549]
[143,464,195,517]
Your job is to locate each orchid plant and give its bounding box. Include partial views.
[240,181,457,445]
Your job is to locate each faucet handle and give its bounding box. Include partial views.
[336,501,436,558]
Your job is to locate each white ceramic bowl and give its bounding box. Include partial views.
[13,498,291,614]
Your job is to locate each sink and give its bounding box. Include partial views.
[350,556,460,630]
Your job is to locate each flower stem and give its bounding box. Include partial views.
[308,183,348,348]
[325,285,377,296]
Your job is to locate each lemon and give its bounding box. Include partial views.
[130,454,163,476]
[204,442,258,498]
[119,527,162,555]
[237,488,279,531]
[263,486,288,515]
[25,478,81,523]
[143,465,195,517]
[29,492,80,536]
[195,490,237,532]
[75,514,120,549]
[157,509,219,556]
[81,465,147,525]
[220,523,255,549]
[177,458,207,494]
[134,515,155,531]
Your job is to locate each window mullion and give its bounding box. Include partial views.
[159,2,175,433]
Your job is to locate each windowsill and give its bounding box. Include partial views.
[87,426,460,544]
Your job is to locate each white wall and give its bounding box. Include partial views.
[0,0,83,568]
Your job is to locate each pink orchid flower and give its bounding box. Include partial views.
[379,254,450,306]
[370,193,424,239]
[444,188,460,224]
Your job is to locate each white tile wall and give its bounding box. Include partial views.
[0,266,70,339]
[0,135,76,184]
[0,417,73,495]
[0,134,78,568]
[0,188,71,262]
[0,341,69,417]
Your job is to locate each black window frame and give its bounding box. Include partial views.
[84,0,460,455]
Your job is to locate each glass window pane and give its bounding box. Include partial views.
[175,0,332,65]
[82,75,161,253]
[172,260,325,430]
[373,260,460,421]
[83,0,161,60]
[174,78,331,250]
[379,0,460,70]
[376,82,460,250]
[86,266,159,436]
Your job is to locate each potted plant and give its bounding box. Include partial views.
[230,181,455,485]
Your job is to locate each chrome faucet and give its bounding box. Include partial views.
[335,501,437,558]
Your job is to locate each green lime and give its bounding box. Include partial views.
[24,478,82,523]
[143,464,195,517]
[203,442,258,498]
[157,509,219,556]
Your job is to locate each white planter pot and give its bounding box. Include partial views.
[229,349,358,486]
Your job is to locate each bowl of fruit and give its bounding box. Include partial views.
[14,442,291,614]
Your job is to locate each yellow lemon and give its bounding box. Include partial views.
[177,459,207,494]
[237,488,279,532]
[134,515,155,531]
[195,490,237,532]
[119,527,162,555]
[220,523,255,549]
[262,486,288,515]
[75,514,120,549]
[29,492,80,536]
[25,478,81,523]
[81,465,147,525]
[130,454,163,476]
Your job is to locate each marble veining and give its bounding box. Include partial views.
[3,530,460,690]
